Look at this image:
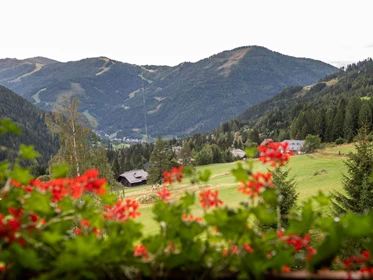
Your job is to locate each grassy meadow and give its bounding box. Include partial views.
[124,143,355,234]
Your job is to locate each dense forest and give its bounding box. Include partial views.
[209,58,373,145]
[0,86,58,166]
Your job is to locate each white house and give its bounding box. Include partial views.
[231,148,246,159]
[281,140,304,153]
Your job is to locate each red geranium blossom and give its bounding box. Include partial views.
[163,166,183,184]
[199,189,223,209]
[238,172,273,197]
[134,244,149,260]
[103,199,140,222]
[157,187,171,202]
[14,169,107,203]
[258,142,293,167]
[277,231,317,260]
[182,214,203,223]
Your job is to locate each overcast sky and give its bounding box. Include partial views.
[1,0,372,67]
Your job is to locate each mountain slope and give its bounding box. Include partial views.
[0,46,338,139]
[0,85,58,164]
[233,58,373,142]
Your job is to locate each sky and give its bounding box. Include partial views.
[0,0,372,67]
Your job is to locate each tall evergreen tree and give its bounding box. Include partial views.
[272,165,298,226]
[332,128,373,214]
[358,102,372,130]
[344,96,362,142]
[178,141,193,166]
[147,136,171,184]
[332,110,345,140]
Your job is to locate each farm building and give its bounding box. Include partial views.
[172,146,182,155]
[116,169,148,187]
[231,148,246,159]
[281,140,304,153]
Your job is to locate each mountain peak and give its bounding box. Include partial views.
[25,56,59,65]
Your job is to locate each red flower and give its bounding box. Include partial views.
[74,228,82,235]
[278,232,317,261]
[244,243,254,253]
[29,214,39,223]
[238,172,273,197]
[342,250,372,270]
[163,166,183,184]
[0,264,5,271]
[134,244,149,260]
[258,142,293,167]
[282,266,291,273]
[182,214,203,223]
[103,199,141,222]
[81,220,90,227]
[157,187,171,202]
[199,189,223,209]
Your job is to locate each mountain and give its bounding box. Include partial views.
[0,46,338,139]
[232,58,373,143]
[0,85,58,164]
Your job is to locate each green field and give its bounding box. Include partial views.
[124,144,355,234]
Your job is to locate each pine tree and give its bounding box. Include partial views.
[178,141,193,166]
[147,136,171,184]
[272,165,298,226]
[358,102,372,130]
[332,127,373,214]
[344,96,362,142]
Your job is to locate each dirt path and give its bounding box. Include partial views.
[9,63,44,82]
[96,57,114,76]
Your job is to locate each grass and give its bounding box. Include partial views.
[122,143,355,234]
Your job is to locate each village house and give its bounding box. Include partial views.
[281,140,304,154]
[231,148,246,159]
[116,169,148,188]
[172,146,182,155]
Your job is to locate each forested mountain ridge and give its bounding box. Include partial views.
[0,85,58,164]
[218,58,373,144]
[0,46,337,139]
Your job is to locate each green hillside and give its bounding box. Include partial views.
[123,144,352,234]
[0,46,337,139]
[0,85,58,164]
[233,58,373,143]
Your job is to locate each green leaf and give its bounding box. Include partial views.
[288,200,314,234]
[19,144,40,160]
[343,212,373,237]
[245,147,258,158]
[0,119,21,135]
[12,244,43,270]
[262,188,278,206]
[253,204,276,224]
[232,162,249,183]
[313,191,331,206]
[308,224,343,271]
[23,191,53,216]
[8,164,33,184]
[179,191,195,209]
[41,231,65,245]
[51,164,70,178]
[198,169,211,182]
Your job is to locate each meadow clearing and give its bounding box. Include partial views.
[123,144,355,234]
